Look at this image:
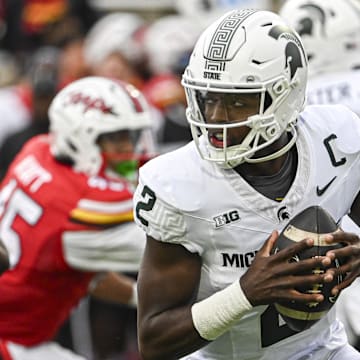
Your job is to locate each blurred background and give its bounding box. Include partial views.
[0,1,286,359]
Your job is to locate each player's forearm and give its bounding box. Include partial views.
[139,306,208,360]
[140,279,254,359]
[89,272,137,306]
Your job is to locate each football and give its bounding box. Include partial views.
[272,205,345,332]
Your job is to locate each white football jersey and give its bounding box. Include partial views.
[134,104,360,360]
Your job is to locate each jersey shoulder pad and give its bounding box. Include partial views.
[139,142,205,211]
[69,176,134,228]
[300,104,360,154]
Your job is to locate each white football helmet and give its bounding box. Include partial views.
[144,15,202,76]
[49,76,152,175]
[280,0,360,78]
[83,13,145,68]
[182,9,308,168]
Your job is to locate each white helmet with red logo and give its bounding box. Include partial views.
[49,76,152,175]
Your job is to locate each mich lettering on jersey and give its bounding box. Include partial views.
[221,251,258,268]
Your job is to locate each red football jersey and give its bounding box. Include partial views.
[0,135,136,345]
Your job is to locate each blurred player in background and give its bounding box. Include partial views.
[0,76,152,360]
[174,0,273,28]
[83,12,147,90]
[142,15,202,154]
[279,0,360,112]
[80,13,158,359]
[0,46,60,179]
[280,0,360,350]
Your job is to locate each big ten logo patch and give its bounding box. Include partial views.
[213,210,240,228]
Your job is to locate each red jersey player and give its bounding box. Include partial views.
[0,76,153,359]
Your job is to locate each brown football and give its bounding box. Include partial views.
[272,206,345,332]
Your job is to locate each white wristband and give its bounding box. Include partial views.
[191,280,252,341]
[128,282,138,308]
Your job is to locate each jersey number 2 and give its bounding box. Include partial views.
[135,185,156,226]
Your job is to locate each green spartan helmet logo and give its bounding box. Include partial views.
[268,24,306,80]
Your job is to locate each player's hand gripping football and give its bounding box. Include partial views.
[324,230,360,296]
[239,231,334,306]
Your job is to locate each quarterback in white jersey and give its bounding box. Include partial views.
[134,9,360,360]
[280,0,360,350]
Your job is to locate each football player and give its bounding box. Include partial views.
[280,0,360,350]
[83,12,146,90]
[141,15,202,154]
[0,76,153,359]
[280,0,360,120]
[134,9,360,360]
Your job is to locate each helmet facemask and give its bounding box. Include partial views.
[184,69,302,169]
[98,128,147,181]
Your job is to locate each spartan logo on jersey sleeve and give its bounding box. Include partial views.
[268,25,306,80]
[213,209,240,228]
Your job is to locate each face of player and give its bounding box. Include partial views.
[97,129,139,179]
[203,92,260,148]
[92,53,143,89]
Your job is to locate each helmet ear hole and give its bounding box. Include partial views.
[272,80,287,95]
[66,140,77,152]
[266,124,279,138]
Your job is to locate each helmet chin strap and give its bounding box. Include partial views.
[244,124,297,164]
[222,123,297,168]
